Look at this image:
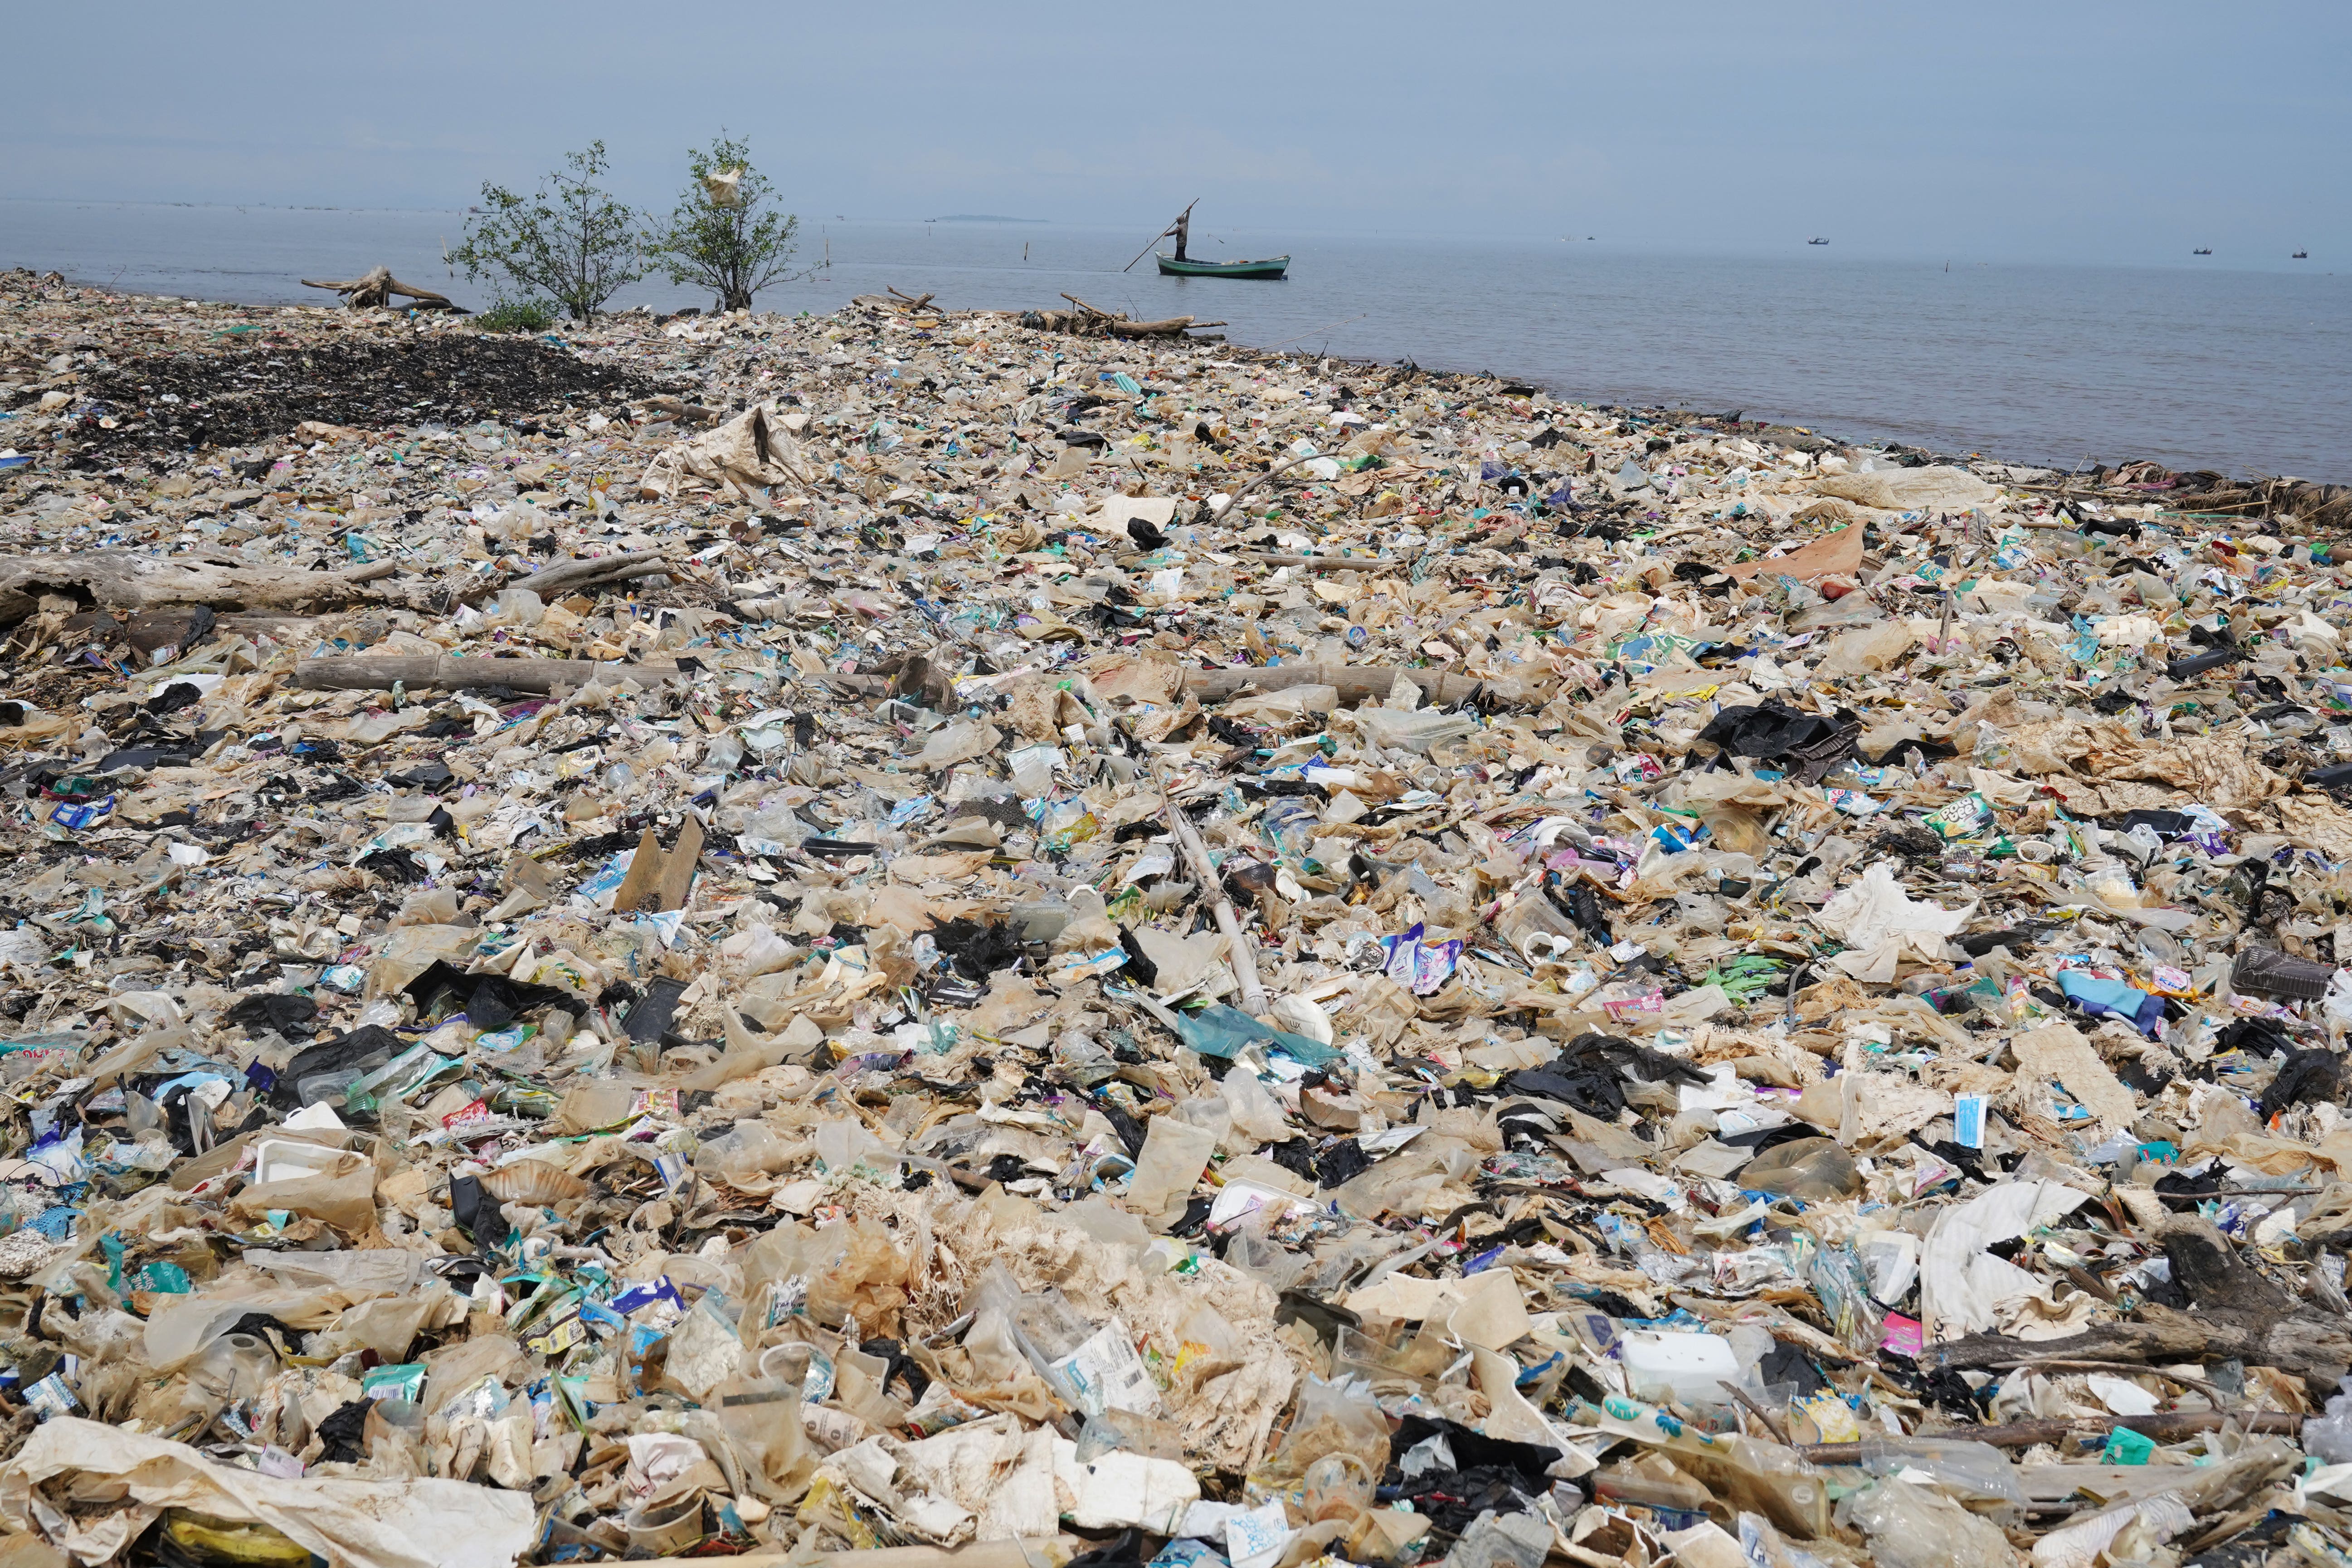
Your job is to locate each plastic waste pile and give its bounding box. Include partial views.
[6,263,2352,1567]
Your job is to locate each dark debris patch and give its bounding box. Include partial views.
[69,335,672,457]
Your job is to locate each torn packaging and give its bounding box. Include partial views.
[3,1418,534,1568]
[639,403,810,500]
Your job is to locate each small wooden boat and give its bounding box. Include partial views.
[2293,250,2309,259]
[2193,248,2212,255]
[1156,253,1290,279]
[1806,237,1829,246]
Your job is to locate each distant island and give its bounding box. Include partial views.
[930,214,1047,223]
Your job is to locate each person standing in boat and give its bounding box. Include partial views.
[1162,203,1196,262]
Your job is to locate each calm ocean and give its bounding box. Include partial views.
[6,199,2345,484]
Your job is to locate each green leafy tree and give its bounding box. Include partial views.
[452,142,645,322]
[645,134,803,313]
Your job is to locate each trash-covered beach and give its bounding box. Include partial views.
[8,261,2352,1567]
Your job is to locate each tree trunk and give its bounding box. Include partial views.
[1928,1216,2352,1390]
[0,550,397,625]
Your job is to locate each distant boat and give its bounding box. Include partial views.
[1157,253,1290,279]
[2192,247,2212,255]
[1807,237,1829,245]
[2293,250,2310,259]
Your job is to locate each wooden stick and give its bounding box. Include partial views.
[1123,199,1198,273]
[463,550,672,608]
[1719,1380,1792,1446]
[293,655,684,694]
[293,655,1520,710]
[1180,662,1505,706]
[1799,1409,2301,1465]
[1218,452,1321,521]
[818,661,1503,706]
[653,1539,1079,1568]
[1152,758,1268,1018]
[1237,550,1407,571]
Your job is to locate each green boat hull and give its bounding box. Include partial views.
[1155,253,1290,279]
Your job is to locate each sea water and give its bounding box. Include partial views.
[5,199,2345,483]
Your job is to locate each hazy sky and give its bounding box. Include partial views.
[9,0,2347,263]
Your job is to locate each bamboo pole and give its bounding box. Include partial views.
[1152,758,1268,1018]
[1123,199,1198,273]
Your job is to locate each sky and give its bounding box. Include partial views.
[6,0,2347,265]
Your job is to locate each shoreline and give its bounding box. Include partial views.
[3,267,2343,537]
[15,251,2343,491]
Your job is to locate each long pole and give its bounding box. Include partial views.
[1123,199,1198,273]
[1152,760,1268,1018]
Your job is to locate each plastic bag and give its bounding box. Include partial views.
[1837,1479,2016,1568]
[1128,1114,1219,1229]
[1226,1219,1310,1292]
[915,719,1002,770]
[229,1148,378,1233]
[1221,1071,1294,1148]
[1739,1137,1859,1199]
[1248,1376,1392,1512]
[1858,1437,2026,1524]
[1356,707,1475,755]
[2308,1377,2352,1465]
[1579,1396,1828,1539]
[1819,622,1914,677]
[1444,1508,1552,1568]
[803,1217,910,1336]
[694,1121,798,1183]
[488,588,544,627]
[658,1295,745,1402]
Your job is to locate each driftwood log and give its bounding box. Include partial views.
[640,395,726,428]
[294,656,685,695]
[0,550,397,625]
[1038,295,1227,339]
[293,654,1522,709]
[814,661,1512,707]
[300,267,463,313]
[1927,1216,2352,1389]
[1234,551,1410,571]
[459,550,673,609]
